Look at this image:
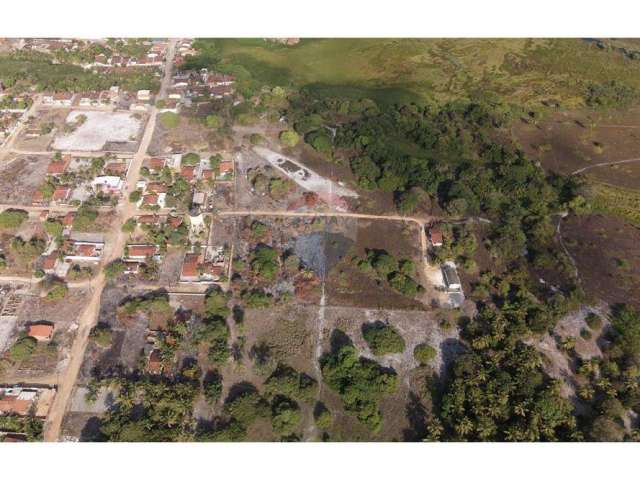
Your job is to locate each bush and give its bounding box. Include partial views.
[249,133,265,145]
[586,313,603,331]
[128,190,142,203]
[9,336,37,361]
[43,219,63,238]
[224,390,270,427]
[104,260,126,279]
[388,272,419,297]
[264,364,317,402]
[271,396,302,434]
[251,245,280,281]
[182,152,201,166]
[279,130,300,147]
[242,289,273,309]
[205,114,223,129]
[203,370,223,404]
[0,209,28,229]
[121,218,136,233]
[90,324,113,347]
[363,323,405,355]
[414,344,437,365]
[314,403,333,430]
[159,111,179,128]
[46,283,68,301]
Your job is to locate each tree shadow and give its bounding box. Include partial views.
[79,416,106,442]
[402,392,428,441]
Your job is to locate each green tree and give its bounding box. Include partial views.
[362,323,406,355]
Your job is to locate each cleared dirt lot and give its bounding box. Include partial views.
[0,153,51,204]
[52,111,144,152]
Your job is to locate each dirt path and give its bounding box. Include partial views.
[572,156,640,175]
[555,212,581,284]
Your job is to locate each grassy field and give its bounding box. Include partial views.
[202,38,640,106]
[588,181,640,227]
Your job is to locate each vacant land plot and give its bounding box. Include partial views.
[0,154,51,204]
[52,111,143,152]
[513,108,640,188]
[149,113,214,155]
[562,213,640,307]
[0,287,90,384]
[326,219,429,310]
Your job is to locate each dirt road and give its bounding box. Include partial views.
[41,40,179,441]
[0,96,41,163]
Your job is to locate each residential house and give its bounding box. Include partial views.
[91,176,124,195]
[126,244,160,262]
[429,228,443,248]
[63,240,104,262]
[47,155,71,176]
[52,187,72,203]
[218,160,234,178]
[0,388,37,416]
[27,323,54,342]
[104,162,128,175]
[179,246,225,283]
[41,250,59,274]
[441,262,462,291]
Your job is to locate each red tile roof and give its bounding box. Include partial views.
[181,253,199,277]
[142,194,158,205]
[52,187,70,201]
[146,182,168,193]
[76,244,96,256]
[28,323,54,340]
[128,245,157,257]
[180,166,195,179]
[218,161,233,174]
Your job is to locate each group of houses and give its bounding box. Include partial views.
[32,155,130,207]
[167,68,235,110]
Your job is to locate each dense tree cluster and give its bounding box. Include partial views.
[321,336,397,431]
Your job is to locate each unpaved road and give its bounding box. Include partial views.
[42,40,180,441]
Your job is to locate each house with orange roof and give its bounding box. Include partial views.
[27,323,54,342]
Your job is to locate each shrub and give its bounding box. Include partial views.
[242,289,273,309]
[314,403,333,430]
[46,283,68,301]
[414,344,437,365]
[224,390,269,427]
[90,324,113,347]
[363,323,405,355]
[9,336,37,361]
[205,114,223,129]
[203,370,223,404]
[159,111,179,128]
[43,219,63,238]
[586,313,603,331]
[128,190,142,203]
[121,218,136,233]
[279,130,300,147]
[271,396,302,434]
[182,152,201,165]
[0,209,28,229]
[104,259,126,279]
